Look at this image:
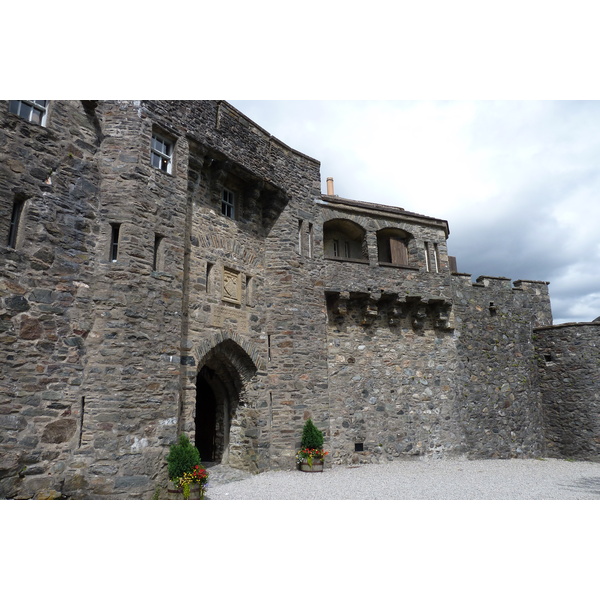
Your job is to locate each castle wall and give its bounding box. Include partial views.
[534,322,600,458]
[1,101,112,498]
[452,276,552,458]
[146,101,329,473]
[321,201,461,462]
[1,99,589,500]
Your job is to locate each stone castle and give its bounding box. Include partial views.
[1,100,598,499]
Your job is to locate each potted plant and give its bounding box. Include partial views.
[296,418,328,472]
[166,434,209,499]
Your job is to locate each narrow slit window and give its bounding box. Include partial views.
[433,243,440,273]
[424,242,431,272]
[308,222,314,258]
[267,334,272,361]
[206,262,214,293]
[110,224,121,262]
[298,219,303,255]
[79,396,85,448]
[7,197,26,249]
[153,234,164,271]
[333,239,340,257]
[245,274,253,305]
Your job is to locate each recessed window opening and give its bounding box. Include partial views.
[424,242,431,272]
[7,197,26,249]
[544,354,553,363]
[151,133,173,173]
[377,228,410,266]
[206,262,214,293]
[354,442,364,452]
[78,396,85,448]
[308,222,314,258]
[221,188,235,219]
[245,275,253,305]
[324,219,367,261]
[153,234,164,271]
[433,243,440,272]
[267,334,272,361]
[109,224,121,262]
[298,219,303,255]
[9,100,48,125]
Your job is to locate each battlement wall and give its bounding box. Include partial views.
[450,273,552,458]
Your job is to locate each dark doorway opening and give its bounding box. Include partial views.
[195,367,217,462]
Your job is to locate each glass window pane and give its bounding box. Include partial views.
[9,101,20,114]
[19,103,31,119]
[31,109,42,124]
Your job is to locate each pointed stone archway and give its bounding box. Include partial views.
[194,338,260,469]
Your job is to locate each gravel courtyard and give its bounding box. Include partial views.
[205,457,600,500]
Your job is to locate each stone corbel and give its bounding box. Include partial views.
[331,291,349,316]
[412,307,427,330]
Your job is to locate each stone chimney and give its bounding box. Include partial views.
[326,177,334,195]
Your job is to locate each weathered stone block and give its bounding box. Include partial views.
[41,418,77,444]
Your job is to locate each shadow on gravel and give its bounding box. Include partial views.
[560,477,600,496]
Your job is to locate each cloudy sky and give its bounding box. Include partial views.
[228,100,600,325]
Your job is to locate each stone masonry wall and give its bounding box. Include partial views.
[2,99,588,499]
[1,101,104,498]
[534,322,600,458]
[452,276,552,458]
[322,200,460,463]
[141,101,329,473]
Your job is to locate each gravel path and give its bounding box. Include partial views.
[205,457,600,500]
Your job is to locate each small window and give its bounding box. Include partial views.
[424,242,431,272]
[221,189,235,219]
[9,101,48,126]
[206,262,214,293]
[153,234,164,271]
[433,243,441,273]
[109,224,121,262]
[307,222,314,258]
[377,229,410,266]
[245,274,254,306]
[151,133,173,173]
[7,196,26,249]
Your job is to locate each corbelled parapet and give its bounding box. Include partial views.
[325,290,454,331]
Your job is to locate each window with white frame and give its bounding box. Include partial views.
[9,101,48,126]
[151,133,173,173]
[221,188,235,219]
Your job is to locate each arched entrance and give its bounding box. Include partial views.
[194,339,258,466]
